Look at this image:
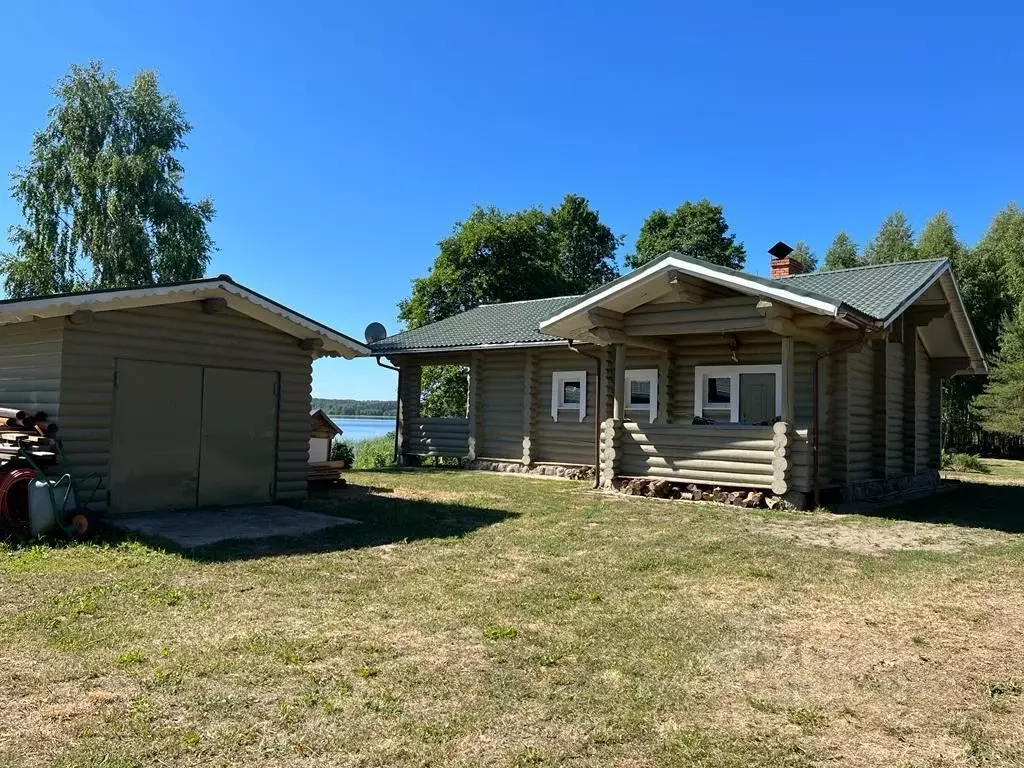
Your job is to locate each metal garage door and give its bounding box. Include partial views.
[110,361,279,514]
[198,368,279,506]
[110,360,204,513]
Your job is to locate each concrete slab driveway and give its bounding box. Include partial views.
[112,504,360,549]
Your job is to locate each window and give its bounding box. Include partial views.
[693,365,781,424]
[625,368,659,422]
[551,371,587,422]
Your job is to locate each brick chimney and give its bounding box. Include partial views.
[768,241,803,278]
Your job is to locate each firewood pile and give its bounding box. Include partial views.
[0,407,60,466]
[615,478,779,508]
[308,460,347,484]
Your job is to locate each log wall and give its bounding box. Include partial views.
[0,317,64,419]
[914,332,931,472]
[844,346,876,483]
[534,348,599,465]
[405,417,470,457]
[885,339,905,477]
[476,350,526,460]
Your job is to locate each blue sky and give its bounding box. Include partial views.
[1,1,1020,399]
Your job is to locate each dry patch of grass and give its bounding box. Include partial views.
[3,467,1024,766]
[752,513,1012,555]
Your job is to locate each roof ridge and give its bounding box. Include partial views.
[778,257,947,279]
[478,294,581,307]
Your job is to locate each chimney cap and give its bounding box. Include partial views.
[768,241,794,260]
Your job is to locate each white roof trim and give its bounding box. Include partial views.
[0,278,370,359]
[539,255,841,334]
[937,270,987,373]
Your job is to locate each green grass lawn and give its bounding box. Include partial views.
[3,466,1024,767]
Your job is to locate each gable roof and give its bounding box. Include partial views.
[368,295,580,354]
[540,251,870,331]
[310,408,343,437]
[369,251,985,373]
[0,275,369,359]
[777,258,947,324]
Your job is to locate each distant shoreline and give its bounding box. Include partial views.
[327,414,395,420]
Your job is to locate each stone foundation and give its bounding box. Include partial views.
[468,459,594,481]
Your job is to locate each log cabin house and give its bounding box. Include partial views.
[370,249,986,506]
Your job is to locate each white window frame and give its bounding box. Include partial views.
[551,370,587,422]
[693,364,782,424]
[624,368,659,422]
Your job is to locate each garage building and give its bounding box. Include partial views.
[0,276,368,514]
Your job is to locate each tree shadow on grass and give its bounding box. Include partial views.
[118,482,518,562]
[857,479,1024,534]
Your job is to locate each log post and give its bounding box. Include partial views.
[466,352,479,462]
[396,364,421,466]
[522,350,535,465]
[612,343,626,420]
[903,325,918,474]
[780,337,795,425]
[604,344,627,484]
[771,420,790,495]
[658,349,672,423]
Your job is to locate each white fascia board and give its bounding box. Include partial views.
[937,270,987,373]
[539,256,840,333]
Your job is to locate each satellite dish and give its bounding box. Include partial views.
[364,322,388,344]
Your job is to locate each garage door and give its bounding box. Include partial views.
[198,368,279,506]
[110,360,204,513]
[110,360,279,514]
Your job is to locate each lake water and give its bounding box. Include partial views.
[330,416,393,443]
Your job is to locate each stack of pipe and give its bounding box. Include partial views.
[0,407,60,462]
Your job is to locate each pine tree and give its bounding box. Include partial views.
[864,211,917,264]
[822,232,861,271]
[788,241,818,272]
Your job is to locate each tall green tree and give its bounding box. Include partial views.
[940,206,1022,453]
[399,195,619,329]
[788,241,817,272]
[549,193,622,290]
[822,232,861,271]
[399,195,620,415]
[628,199,746,270]
[2,61,214,298]
[981,203,1024,305]
[974,312,1024,437]
[917,211,965,261]
[863,210,917,264]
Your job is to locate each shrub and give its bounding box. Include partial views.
[353,432,396,469]
[941,452,991,474]
[330,440,355,467]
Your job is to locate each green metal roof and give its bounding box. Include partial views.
[778,258,946,322]
[369,295,580,354]
[370,255,949,354]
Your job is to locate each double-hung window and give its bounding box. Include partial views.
[624,368,658,422]
[693,365,781,424]
[551,371,587,422]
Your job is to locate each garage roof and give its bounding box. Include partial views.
[0,275,370,359]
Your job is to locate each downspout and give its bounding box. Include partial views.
[568,341,603,489]
[810,322,873,508]
[375,356,401,464]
